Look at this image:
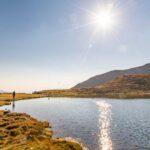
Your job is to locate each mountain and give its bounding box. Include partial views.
[73,63,150,89]
[0,90,7,93]
[34,74,150,98]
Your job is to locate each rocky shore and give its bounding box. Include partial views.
[0,110,84,150]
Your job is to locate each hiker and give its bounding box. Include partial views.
[12,91,16,111]
[12,91,16,100]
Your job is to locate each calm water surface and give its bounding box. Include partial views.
[1,98,150,150]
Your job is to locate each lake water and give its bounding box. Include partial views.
[1,98,150,150]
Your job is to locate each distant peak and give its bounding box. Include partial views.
[144,63,150,66]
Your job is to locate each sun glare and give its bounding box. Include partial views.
[91,4,118,32]
[96,10,115,29]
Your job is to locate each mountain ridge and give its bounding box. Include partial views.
[33,74,150,99]
[0,90,7,93]
[73,63,150,89]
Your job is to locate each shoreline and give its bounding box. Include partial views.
[0,94,150,149]
[0,109,86,150]
[0,93,46,106]
[0,94,89,150]
[0,91,150,107]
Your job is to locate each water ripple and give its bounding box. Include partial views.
[96,101,112,150]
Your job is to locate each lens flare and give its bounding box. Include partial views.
[90,3,119,32]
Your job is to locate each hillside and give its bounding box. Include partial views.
[73,63,150,89]
[34,74,150,98]
[96,74,150,98]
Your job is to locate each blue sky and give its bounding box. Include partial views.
[0,0,150,92]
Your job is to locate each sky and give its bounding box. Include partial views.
[0,0,150,92]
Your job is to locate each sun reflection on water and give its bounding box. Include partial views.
[96,101,112,150]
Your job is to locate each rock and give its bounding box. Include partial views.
[3,110,10,115]
[42,121,50,128]
[0,122,9,127]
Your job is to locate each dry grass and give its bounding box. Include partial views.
[1,75,149,106]
[0,110,83,150]
[34,74,150,99]
[0,93,45,106]
[34,89,98,98]
[0,94,84,150]
[97,74,150,98]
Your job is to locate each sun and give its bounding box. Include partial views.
[96,10,115,30]
[91,4,118,32]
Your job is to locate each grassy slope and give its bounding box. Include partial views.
[34,74,150,98]
[1,75,150,104]
[97,74,150,98]
[34,89,100,97]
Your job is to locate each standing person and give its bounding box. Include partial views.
[12,91,16,111]
[12,91,16,100]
